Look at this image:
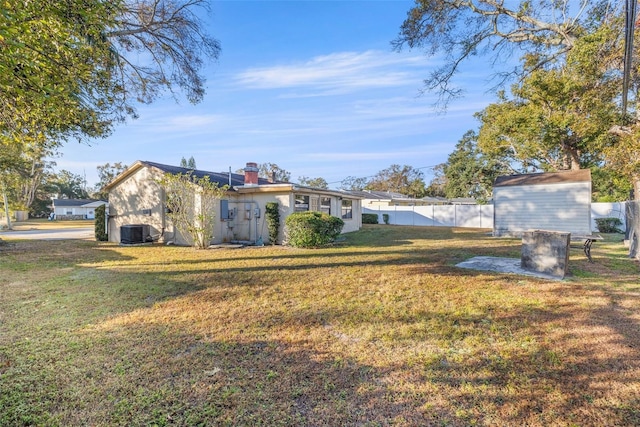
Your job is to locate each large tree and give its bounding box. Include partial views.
[1,0,220,212]
[298,176,329,189]
[93,162,129,199]
[394,0,616,106]
[1,0,219,143]
[477,26,621,169]
[48,170,89,200]
[366,164,426,198]
[442,130,513,201]
[395,1,640,198]
[258,163,291,182]
[339,176,369,191]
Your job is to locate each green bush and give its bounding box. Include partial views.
[265,202,280,244]
[284,211,344,248]
[382,214,390,225]
[95,205,108,241]
[362,213,378,224]
[595,217,623,233]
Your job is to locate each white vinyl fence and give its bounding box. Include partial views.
[364,202,627,232]
[364,205,494,229]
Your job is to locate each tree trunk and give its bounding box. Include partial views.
[2,185,12,230]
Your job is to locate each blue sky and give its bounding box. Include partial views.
[57,0,497,189]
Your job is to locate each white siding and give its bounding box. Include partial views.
[493,181,591,237]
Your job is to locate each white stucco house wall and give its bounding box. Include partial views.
[104,161,363,245]
[493,169,592,237]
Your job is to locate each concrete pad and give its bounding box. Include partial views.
[456,256,564,281]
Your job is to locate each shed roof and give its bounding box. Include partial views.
[494,169,591,188]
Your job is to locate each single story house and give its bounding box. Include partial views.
[493,169,592,237]
[52,199,108,220]
[104,160,363,245]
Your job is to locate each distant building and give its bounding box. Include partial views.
[52,199,108,220]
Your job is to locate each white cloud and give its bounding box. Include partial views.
[165,114,224,128]
[235,50,428,95]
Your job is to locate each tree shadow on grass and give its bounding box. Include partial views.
[2,320,468,426]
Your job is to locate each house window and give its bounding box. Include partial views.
[320,197,331,215]
[341,199,352,219]
[294,195,309,212]
[66,210,73,215]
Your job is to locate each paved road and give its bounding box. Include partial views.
[0,227,94,241]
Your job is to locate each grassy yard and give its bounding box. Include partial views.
[1,225,639,426]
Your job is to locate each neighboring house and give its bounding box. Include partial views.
[353,190,460,208]
[493,169,592,237]
[52,199,108,220]
[104,160,363,245]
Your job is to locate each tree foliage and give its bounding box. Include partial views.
[441,130,513,201]
[298,176,329,189]
[1,0,220,214]
[159,172,228,249]
[95,204,108,241]
[476,28,621,173]
[258,163,291,182]
[180,156,197,169]
[339,176,369,191]
[1,0,120,144]
[93,162,128,199]
[265,202,280,245]
[48,170,89,200]
[366,164,426,198]
[424,164,447,198]
[107,0,220,105]
[394,0,615,106]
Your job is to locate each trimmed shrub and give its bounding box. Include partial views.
[382,214,390,225]
[284,211,344,248]
[95,204,108,241]
[362,213,378,224]
[265,202,280,244]
[595,217,623,233]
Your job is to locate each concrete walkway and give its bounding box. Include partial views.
[0,227,94,241]
[456,256,564,281]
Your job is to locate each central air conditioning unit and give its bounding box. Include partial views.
[120,224,152,244]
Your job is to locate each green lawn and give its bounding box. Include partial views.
[1,226,639,426]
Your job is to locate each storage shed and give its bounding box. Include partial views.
[493,170,592,237]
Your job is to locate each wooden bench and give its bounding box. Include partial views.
[571,234,603,262]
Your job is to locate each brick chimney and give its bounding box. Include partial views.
[244,162,259,185]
